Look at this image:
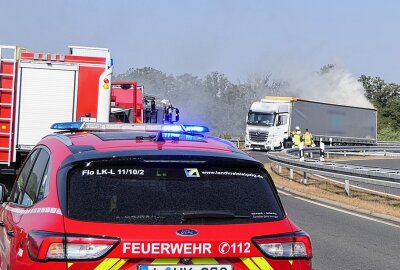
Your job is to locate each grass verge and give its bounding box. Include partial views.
[265,163,400,219]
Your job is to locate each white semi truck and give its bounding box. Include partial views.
[245,96,377,150]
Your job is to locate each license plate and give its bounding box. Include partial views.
[139,265,232,270]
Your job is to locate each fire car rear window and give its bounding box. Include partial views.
[67,162,284,224]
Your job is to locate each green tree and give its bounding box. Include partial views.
[359,75,388,107]
[360,74,400,137]
[381,95,400,129]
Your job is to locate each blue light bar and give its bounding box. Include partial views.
[107,58,114,69]
[162,125,183,132]
[161,132,181,138]
[50,122,210,134]
[183,125,210,133]
[162,132,204,141]
[51,122,187,132]
[51,122,84,131]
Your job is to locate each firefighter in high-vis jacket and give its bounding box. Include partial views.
[291,126,302,148]
[303,128,314,147]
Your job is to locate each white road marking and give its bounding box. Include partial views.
[278,190,400,229]
[278,190,292,196]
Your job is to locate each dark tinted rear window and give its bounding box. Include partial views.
[67,160,284,224]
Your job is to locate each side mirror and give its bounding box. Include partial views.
[0,184,7,203]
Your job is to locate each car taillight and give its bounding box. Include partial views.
[253,231,312,259]
[28,231,119,261]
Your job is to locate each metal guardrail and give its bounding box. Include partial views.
[287,145,400,158]
[228,137,245,148]
[228,137,400,148]
[267,146,400,199]
[377,141,400,146]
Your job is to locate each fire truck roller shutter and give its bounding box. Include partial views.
[16,63,78,147]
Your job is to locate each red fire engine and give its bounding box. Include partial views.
[110,81,143,123]
[0,45,113,170]
[110,81,180,124]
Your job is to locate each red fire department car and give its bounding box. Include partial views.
[0,122,312,270]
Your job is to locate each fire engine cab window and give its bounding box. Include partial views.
[9,149,39,204]
[21,149,50,206]
[67,162,284,224]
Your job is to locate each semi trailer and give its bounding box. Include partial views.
[245,96,377,150]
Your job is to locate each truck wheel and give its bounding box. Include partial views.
[284,140,293,149]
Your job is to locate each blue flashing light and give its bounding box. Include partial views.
[183,125,210,133]
[107,58,114,69]
[50,122,209,135]
[162,132,181,138]
[162,125,183,132]
[162,132,204,141]
[51,122,83,131]
[182,134,204,141]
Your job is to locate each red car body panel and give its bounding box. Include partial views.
[63,218,311,269]
[0,130,312,270]
[64,133,235,153]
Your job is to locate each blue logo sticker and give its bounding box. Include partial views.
[176,229,199,236]
[184,168,200,178]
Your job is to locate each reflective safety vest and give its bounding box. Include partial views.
[293,133,302,148]
[303,132,313,146]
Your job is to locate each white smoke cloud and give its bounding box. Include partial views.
[279,65,374,109]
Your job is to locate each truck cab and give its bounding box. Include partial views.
[245,95,378,150]
[245,99,291,151]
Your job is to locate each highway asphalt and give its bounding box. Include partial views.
[247,150,400,269]
[281,191,400,270]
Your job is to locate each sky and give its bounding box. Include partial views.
[2,0,400,84]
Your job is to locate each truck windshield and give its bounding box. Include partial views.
[247,112,275,126]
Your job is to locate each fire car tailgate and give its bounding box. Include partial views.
[61,219,301,270]
[60,158,309,269]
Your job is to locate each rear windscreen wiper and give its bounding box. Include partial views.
[180,211,251,222]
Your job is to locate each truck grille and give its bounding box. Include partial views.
[249,131,268,142]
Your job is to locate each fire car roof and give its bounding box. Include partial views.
[43,130,257,166]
